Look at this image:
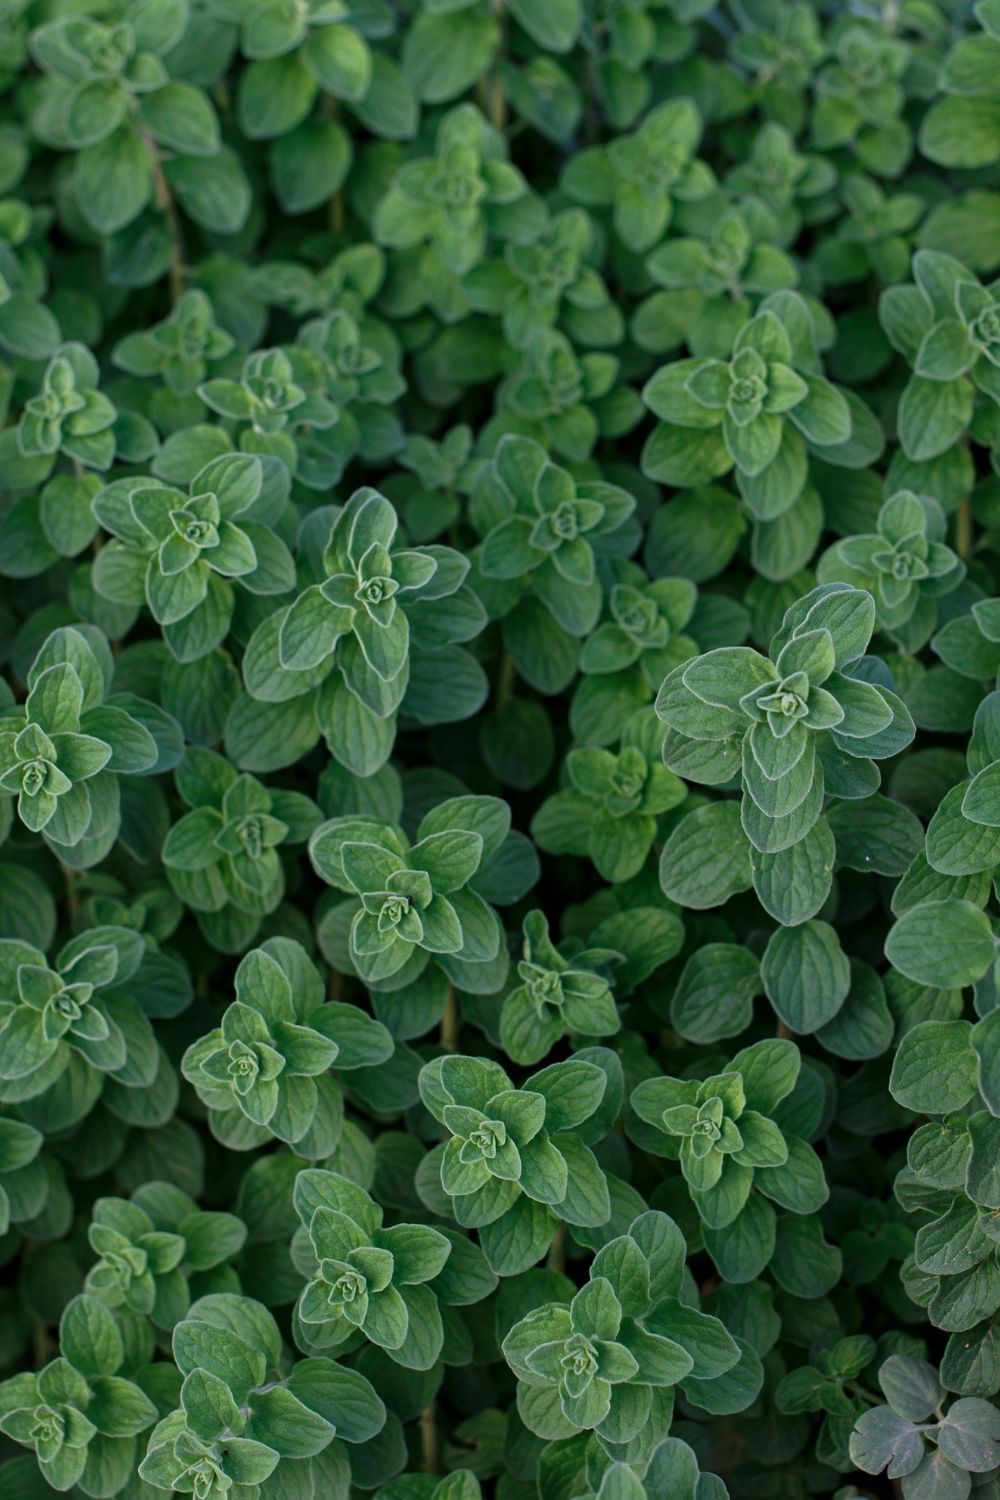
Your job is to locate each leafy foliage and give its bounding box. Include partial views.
[0,2,999,1497]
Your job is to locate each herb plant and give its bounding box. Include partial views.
[0,4,999,1498]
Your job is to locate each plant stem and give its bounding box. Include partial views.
[956,496,973,560]
[62,866,79,926]
[480,0,506,131]
[547,1222,566,1274]
[441,983,459,1052]
[497,652,516,709]
[151,149,185,305]
[419,1400,439,1474]
[33,1320,52,1369]
[320,93,346,235]
[584,54,602,144]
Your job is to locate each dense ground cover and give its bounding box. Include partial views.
[1,1,1000,1497]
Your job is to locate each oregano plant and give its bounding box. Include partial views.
[0,5,999,1498]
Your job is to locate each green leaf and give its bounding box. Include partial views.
[658,803,753,909]
[75,128,152,235]
[897,374,974,461]
[165,149,252,234]
[528,1060,607,1131]
[671,945,762,1044]
[271,121,352,215]
[920,97,1000,169]
[286,1357,385,1444]
[403,12,500,103]
[59,1295,123,1379]
[885,900,996,989]
[246,1385,335,1457]
[507,0,582,51]
[850,1404,924,1478]
[139,84,220,157]
[172,1319,266,1403]
[761,921,850,1034]
[889,1020,978,1113]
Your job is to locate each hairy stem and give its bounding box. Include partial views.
[321,92,346,235]
[441,983,459,1052]
[497,652,516,709]
[480,0,506,131]
[151,152,186,305]
[33,1320,52,1370]
[956,496,973,560]
[62,865,79,927]
[419,1400,439,1474]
